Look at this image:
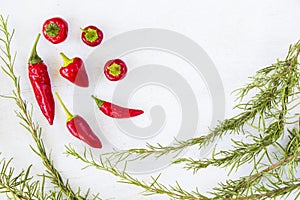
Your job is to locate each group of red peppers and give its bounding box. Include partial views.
[28,17,144,148]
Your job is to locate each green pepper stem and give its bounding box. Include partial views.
[55,92,74,121]
[29,34,42,65]
[80,28,87,33]
[108,63,121,76]
[45,23,60,37]
[81,28,98,42]
[59,52,74,67]
[91,95,104,108]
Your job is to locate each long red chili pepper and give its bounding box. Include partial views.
[92,95,144,118]
[59,52,89,87]
[28,34,55,125]
[56,93,102,148]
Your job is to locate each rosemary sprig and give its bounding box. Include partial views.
[0,157,38,200]
[101,136,206,163]
[100,114,266,163]
[65,145,209,200]
[0,15,100,200]
[175,119,286,173]
[238,182,300,200]
[212,147,300,199]
[0,155,69,200]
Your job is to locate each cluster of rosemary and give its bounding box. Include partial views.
[1,14,300,199]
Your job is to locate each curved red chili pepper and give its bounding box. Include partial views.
[92,95,144,118]
[56,93,102,148]
[104,59,127,81]
[42,17,68,44]
[59,52,89,87]
[81,25,103,47]
[28,34,55,125]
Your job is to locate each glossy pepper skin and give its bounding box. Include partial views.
[81,25,103,47]
[28,34,55,125]
[56,93,102,148]
[59,52,89,87]
[42,17,68,44]
[104,59,127,81]
[92,95,144,118]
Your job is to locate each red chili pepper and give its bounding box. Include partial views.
[59,52,89,87]
[92,95,144,118]
[104,59,127,81]
[56,93,102,148]
[42,17,68,44]
[28,34,55,125]
[81,25,103,47]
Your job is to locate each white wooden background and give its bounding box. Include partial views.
[1,0,300,199]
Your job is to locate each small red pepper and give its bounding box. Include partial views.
[28,34,55,125]
[92,95,144,118]
[81,25,103,47]
[56,93,102,148]
[59,52,89,87]
[42,17,68,44]
[104,59,127,81]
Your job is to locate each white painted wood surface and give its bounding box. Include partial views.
[1,0,300,199]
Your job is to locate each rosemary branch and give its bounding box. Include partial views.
[0,15,100,200]
[212,149,300,199]
[0,158,32,200]
[176,120,284,173]
[100,112,265,164]
[239,183,300,200]
[65,145,209,200]
[0,156,61,200]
